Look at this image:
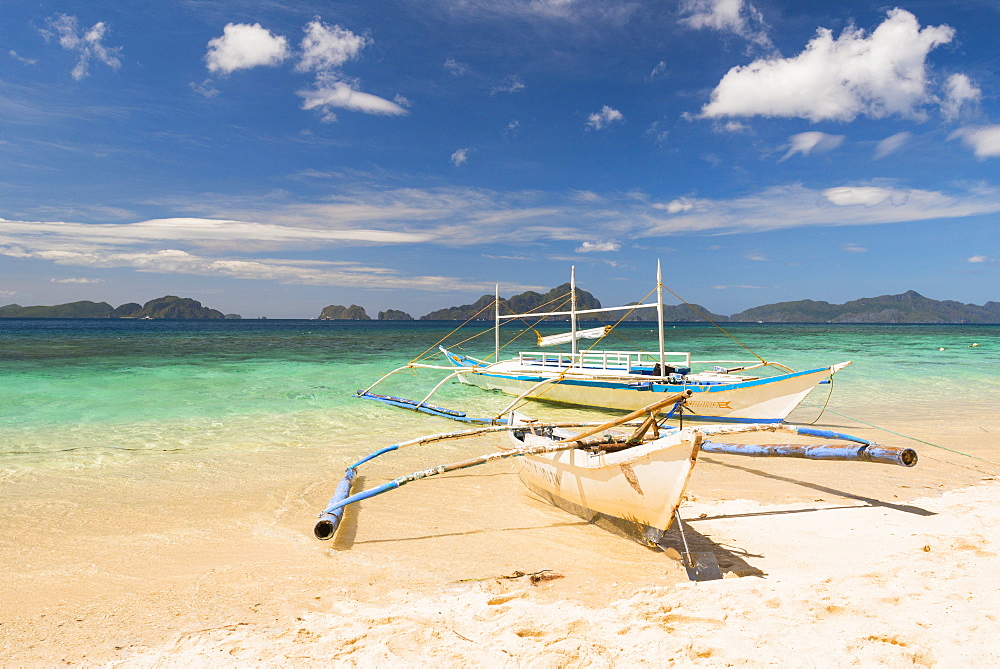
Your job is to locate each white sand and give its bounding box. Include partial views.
[2,412,999,667]
[121,480,1000,667]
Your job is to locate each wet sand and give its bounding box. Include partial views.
[2,403,999,666]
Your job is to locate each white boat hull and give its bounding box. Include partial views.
[509,423,700,546]
[450,355,835,423]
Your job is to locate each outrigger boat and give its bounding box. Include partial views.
[359,263,851,424]
[315,393,917,579]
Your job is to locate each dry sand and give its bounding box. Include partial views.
[2,408,999,667]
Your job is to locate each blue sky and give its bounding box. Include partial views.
[1,0,998,318]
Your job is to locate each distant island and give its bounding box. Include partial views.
[321,287,1000,324]
[0,296,238,319]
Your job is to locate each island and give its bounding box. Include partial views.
[0,296,234,319]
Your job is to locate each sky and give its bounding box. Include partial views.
[1,0,998,318]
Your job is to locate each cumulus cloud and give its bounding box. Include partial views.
[949,125,1000,158]
[42,14,122,80]
[874,131,911,159]
[678,0,772,48]
[779,131,844,161]
[966,255,988,263]
[941,74,980,121]
[491,75,525,94]
[587,105,624,130]
[205,23,289,75]
[701,9,957,122]
[295,19,369,73]
[575,241,621,253]
[451,148,469,166]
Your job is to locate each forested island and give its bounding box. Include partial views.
[0,296,239,319]
[319,288,1000,324]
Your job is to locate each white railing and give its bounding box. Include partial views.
[518,350,693,371]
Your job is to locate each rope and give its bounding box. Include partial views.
[805,376,836,425]
[409,299,499,365]
[659,284,768,365]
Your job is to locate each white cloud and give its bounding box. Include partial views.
[295,20,369,73]
[504,120,521,138]
[966,255,989,263]
[42,14,122,80]
[639,183,1000,236]
[649,61,667,79]
[205,23,289,75]
[701,9,956,122]
[653,197,701,214]
[679,0,772,48]
[575,241,620,253]
[824,186,908,207]
[9,50,37,65]
[289,20,405,121]
[716,120,748,133]
[190,78,220,98]
[299,77,408,122]
[587,105,624,130]
[51,277,103,284]
[745,251,769,261]
[842,243,867,253]
[491,75,525,94]
[393,94,412,108]
[941,74,980,121]
[444,57,468,76]
[451,148,469,166]
[780,131,844,161]
[873,131,911,159]
[949,125,1000,158]
[645,121,669,145]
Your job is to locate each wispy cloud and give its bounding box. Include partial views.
[451,148,469,166]
[491,75,525,95]
[41,14,122,80]
[701,9,959,122]
[678,0,772,49]
[444,57,469,76]
[874,132,911,159]
[586,105,624,130]
[779,132,844,161]
[8,50,37,65]
[842,243,867,253]
[51,277,103,284]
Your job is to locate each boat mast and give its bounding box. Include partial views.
[656,260,666,375]
[570,266,578,360]
[494,283,500,361]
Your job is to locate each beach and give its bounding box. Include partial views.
[1,321,998,666]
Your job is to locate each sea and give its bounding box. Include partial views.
[2,318,998,478]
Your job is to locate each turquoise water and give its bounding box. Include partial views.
[2,319,998,474]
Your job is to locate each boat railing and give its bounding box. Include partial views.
[518,350,693,371]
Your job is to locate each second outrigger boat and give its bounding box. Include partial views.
[360,262,851,424]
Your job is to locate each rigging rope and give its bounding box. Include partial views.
[658,284,769,366]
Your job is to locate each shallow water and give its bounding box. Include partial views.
[1,319,997,471]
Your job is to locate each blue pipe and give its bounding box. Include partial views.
[700,441,917,467]
[314,468,359,540]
